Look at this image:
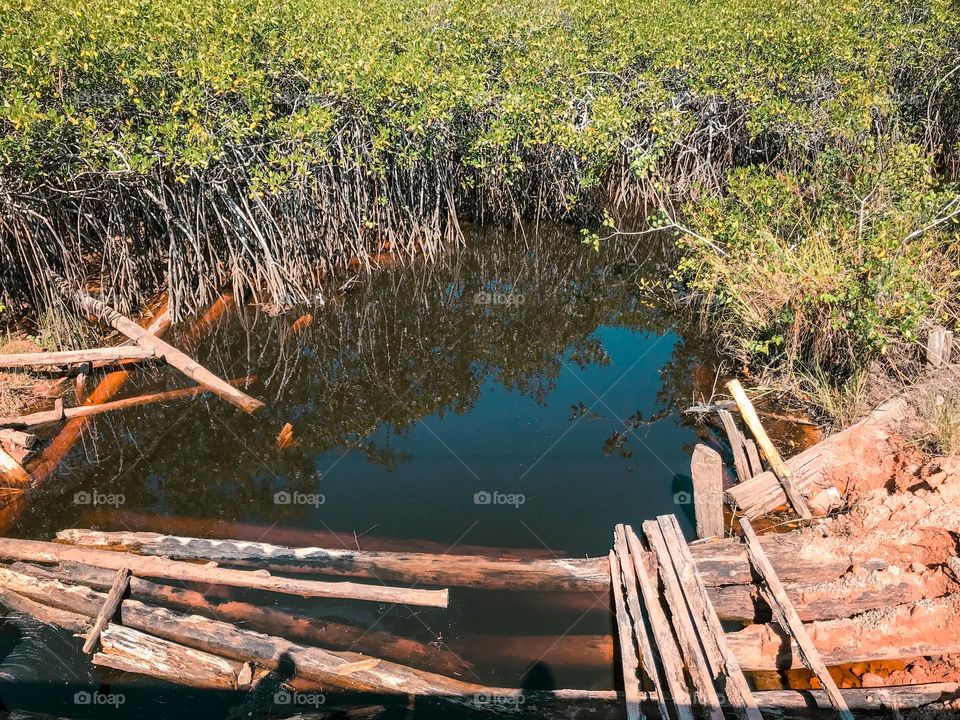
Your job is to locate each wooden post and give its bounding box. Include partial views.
[657,515,762,720]
[691,444,724,539]
[65,287,264,414]
[642,521,725,720]
[613,527,670,720]
[621,526,696,720]
[75,361,91,403]
[927,327,954,368]
[739,518,854,720]
[727,380,812,519]
[718,410,753,483]
[607,551,644,720]
[82,566,131,653]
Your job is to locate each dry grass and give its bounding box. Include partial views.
[0,338,42,417]
[915,386,960,457]
[797,367,870,429]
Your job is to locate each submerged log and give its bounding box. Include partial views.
[0,347,156,369]
[68,287,264,414]
[0,537,448,608]
[78,508,559,559]
[0,585,90,632]
[13,561,470,676]
[54,529,607,591]
[0,377,257,429]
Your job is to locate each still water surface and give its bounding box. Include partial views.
[0,226,723,718]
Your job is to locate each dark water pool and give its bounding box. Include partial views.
[0,226,725,719]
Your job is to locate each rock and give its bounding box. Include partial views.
[861,672,886,687]
[809,486,843,516]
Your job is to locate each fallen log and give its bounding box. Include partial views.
[0,377,257,429]
[0,347,156,369]
[12,561,470,677]
[67,287,264,414]
[0,445,31,487]
[0,537,448,608]
[54,529,607,591]
[0,585,90,632]
[78,508,559,559]
[94,625,266,690]
[0,429,36,450]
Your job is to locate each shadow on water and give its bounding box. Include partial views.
[0,224,726,718]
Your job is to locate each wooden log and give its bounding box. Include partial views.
[67,287,264,414]
[656,515,761,720]
[0,445,31,487]
[0,429,37,449]
[0,566,512,698]
[642,521,724,720]
[726,395,909,519]
[0,377,257,429]
[612,529,669,719]
[927,326,954,368]
[740,518,853,720]
[718,409,753,483]
[691,444,724,539]
[82,566,130,653]
[13,561,471,677]
[619,525,695,720]
[727,380,812,518]
[607,551,643,720]
[0,347,156,369]
[79,508,559,559]
[94,624,266,690]
[53,529,606,592]
[0,585,90,632]
[0,537,448,608]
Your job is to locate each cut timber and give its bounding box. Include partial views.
[607,551,643,720]
[0,566,513,698]
[0,346,155,368]
[620,525,695,720]
[0,537,447,608]
[67,287,264,414]
[54,529,606,592]
[612,530,670,720]
[642,521,724,720]
[0,585,90,632]
[82,566,130,653]
[0,429,37,450]
[691,444,724,539]
[0,377,256,429]
[727,380,812,518]
[718,409,753,483]
[94,625,266,690]
[927,326,954,368]
[13,561,470,677]
[657,515,762,720]
[0,445,31,487]
[740,518,853,720]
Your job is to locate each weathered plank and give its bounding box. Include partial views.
[621,525,695,720]
[607,551,644,720]
[657,515,762,720]
[740,518,853,720]
[0,537,447,608]
[727,380,812,518]
[0,346,155,368]
[691,444,724,539]
[0,445,31,486]
[927,326,954,368]
[642,521,724,720]
[82,566,131,653]
[67,287,264,414]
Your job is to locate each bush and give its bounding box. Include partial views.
[673,142,960,375]
[1,0,958,319]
